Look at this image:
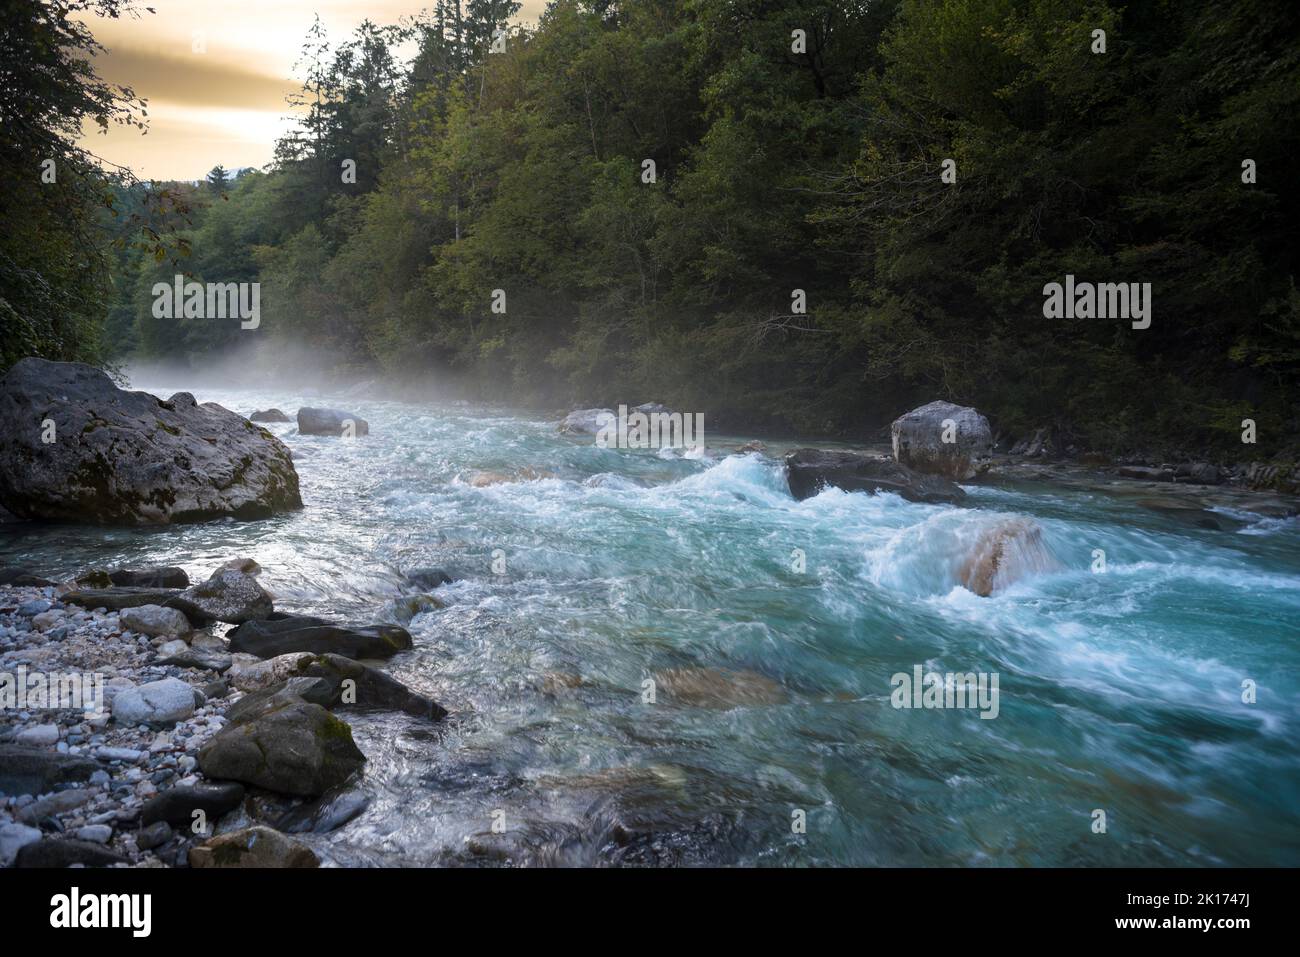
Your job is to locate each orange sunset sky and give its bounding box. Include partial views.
[77,0,545,181]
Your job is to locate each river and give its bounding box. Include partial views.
[2,378,1298,866]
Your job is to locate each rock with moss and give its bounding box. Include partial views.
[198,693,365,797]
[0,358,302,525]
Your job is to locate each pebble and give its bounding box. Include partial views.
[75,824,113,844]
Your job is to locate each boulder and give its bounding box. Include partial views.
[109,566,190,588]
[956,517,1059,596]
[249,408,292,423]
[0,357,301,525]
[198,694,365,797]
[297,407,369,437]
[188,825,319,868]
[111,677,196,727]
[559,408,614,435]
[140,782,245,827]
[0,745,98,795]
[227,614,412,660]
[784,449,965,504]
[178,558,273,623]
[119,604,191,639]
[15,837,127,868]
[891,401,993,480]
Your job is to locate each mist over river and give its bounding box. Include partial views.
[3,378,1299,866]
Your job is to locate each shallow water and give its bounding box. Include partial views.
[3,380,1298,866]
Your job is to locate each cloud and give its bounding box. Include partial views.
[89,44,299,112]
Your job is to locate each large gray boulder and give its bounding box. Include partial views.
[890,401,993,481]
[0,358,301,525]
[297,407,369,436]
[785,449,965,504]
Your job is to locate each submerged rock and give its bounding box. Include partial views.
[0,357,301,525]
[956,517,1058,596]
[276,787,370,834]
[785,449,965,504]
[653,667,788,708]
[188,825,319,868]
[891,401,993,481]
[198,694,365,797]
[404,567,454,589]
[227,614,412,660]
[297,407,369,436]
[249,408,292,423]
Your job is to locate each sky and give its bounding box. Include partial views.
[77,0,545,181]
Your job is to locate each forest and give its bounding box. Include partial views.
[4,0,1299,455]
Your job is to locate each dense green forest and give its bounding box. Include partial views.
[5,0,1300,457]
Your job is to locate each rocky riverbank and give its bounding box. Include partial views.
[0,560,447,869]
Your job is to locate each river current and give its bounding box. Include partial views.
[2,379,1297,866]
